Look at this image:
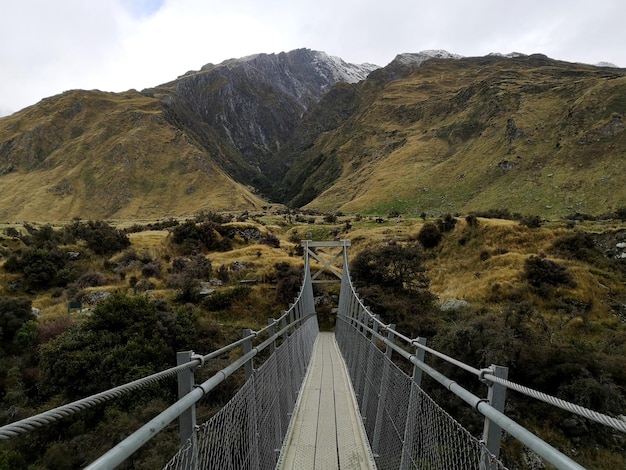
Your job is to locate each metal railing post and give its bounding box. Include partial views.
[481,364,509,470]
[288,304,295,334]
[372,324,396,455]
[400,337,427,470]
[243,329,254,380]
[176,351,197,470]
[268,318,276,355]
[280,312,287,341]
[360,314,380,421]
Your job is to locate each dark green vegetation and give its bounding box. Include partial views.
[347,215,626,469]
[0,210,625,468]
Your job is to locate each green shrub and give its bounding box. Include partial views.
[172,220,232,253]
[436,213,457,233]
[3,248,75,290]
[64,220,130,255]
[350,242,429,292]
[465,214,479,228]
[519,215,543,228]
[0,297,34,346]
[202,286,251,311]
[417,222,442,249]
[323,213,337,224]
[523,256,576,289]
[40,294,193,400]
[271,262,303,304]
[551,232,599,263]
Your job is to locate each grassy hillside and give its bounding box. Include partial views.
[0,90,265,222]
[286,55,626,218]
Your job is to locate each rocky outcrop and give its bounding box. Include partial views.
[157,49,378,192]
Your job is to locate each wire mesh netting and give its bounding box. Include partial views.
[164,316,318,470]
[335,317,508,470]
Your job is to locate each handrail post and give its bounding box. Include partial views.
[268,318,276,355]
[480,364,509,470]
[243,329,254,380]
[372,324,396,455]
[360,314,380,422]
[176,351,197,469]
[280,312,287,341]
[400,337,427,470]
[353,306,369,405]
[288,304,295,334]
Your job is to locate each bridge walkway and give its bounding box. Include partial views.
[278,332,377,470]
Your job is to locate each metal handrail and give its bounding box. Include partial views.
[86,313,317,469]
[342,317,584,469]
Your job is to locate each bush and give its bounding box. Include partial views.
[259,233,280,248]
[519,215,543,228]
[40,294,193,400]
[272,262,303,304]
[64,220,130,255]
[551,232,598,263]
[471,208,521,220]
[0,297,34,345]
[3,227,19,238]
[436,214,457,233]
[4,248,74,290]
[172,220,232,253]
[417,222,443,249]
[523,256,577,289]
[323,213,337,224]
[350,242,429,292]
[141,261,162,279]
[465,214,479,228]
[202,286,251,311]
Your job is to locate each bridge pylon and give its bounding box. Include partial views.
[301,239,351,284]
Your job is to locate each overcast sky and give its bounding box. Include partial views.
[1,0,624,116]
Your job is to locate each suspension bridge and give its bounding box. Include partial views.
[1,240,625,469]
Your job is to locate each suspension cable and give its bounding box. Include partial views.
[0,360,198,440]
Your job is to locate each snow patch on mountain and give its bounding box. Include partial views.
[595,61,619,68]
[488,52,528,59]
[393,50,463,67]
[310,51,379,83]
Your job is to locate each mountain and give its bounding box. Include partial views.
[0,49,377,222]
[144,49,377,194]
[279,53,626,217]
[0,48,625,222]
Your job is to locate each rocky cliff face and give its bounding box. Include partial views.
[153,48,378,192]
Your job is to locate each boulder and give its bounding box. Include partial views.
[440,299,471,311]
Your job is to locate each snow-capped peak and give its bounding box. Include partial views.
[310,50,379,83]
[488,52,528,59]
[595,61,619,68]
[393,50,463,67]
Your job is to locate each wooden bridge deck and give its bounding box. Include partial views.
[277,332,377,470]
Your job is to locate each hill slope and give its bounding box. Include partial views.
[0,90,266,221]
[0,49,377,222]
[280,53,626,218]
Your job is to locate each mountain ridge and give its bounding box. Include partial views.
[1,49,625,222]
